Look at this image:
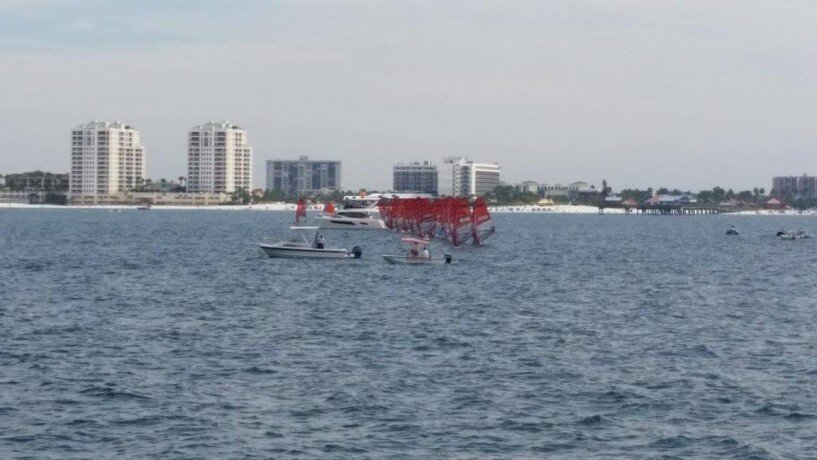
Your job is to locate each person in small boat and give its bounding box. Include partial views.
[315,234,326,249]
[421,246,430,258]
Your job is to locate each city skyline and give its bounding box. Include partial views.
[3,2,817,190]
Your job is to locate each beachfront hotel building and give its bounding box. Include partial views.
[70,121,146,199]
[265,156,341,197]
[393,161,438,195]
[438,156,501,197]
[772,174,817,198]
[187,121,253,194]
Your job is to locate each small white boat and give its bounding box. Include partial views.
[137,204,152,210]
[259,227,362,259]
[382,237,452,264]
[777,229,810,240]
[726,226,739,235]
[382,254,452,265]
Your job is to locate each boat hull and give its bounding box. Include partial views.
[260,244,351,259]
[382,254,452,265]
[316,216,387,230]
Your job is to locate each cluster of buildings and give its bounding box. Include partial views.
[771,174,817,199]
[0,171,69,204]
[68,120,253,205]
[1,120,505,205]
[391,157,502,197]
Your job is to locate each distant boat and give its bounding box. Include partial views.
[778,229,811,240]
[726,226,739,235]
[137,204,151,210]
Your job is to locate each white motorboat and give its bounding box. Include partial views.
[259,227,362,259]
[382,254,452,265]
[316,195,387,230]
[382,237,452,265]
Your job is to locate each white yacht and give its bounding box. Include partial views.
[316,195,387,230]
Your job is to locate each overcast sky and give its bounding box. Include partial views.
[2,0,817,191]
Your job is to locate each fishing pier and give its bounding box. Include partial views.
[599,194,724,215]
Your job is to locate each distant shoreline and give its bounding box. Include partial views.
[0,203,299,211]
[2,202,816,216]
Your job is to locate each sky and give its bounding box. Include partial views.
[2,0,817,192]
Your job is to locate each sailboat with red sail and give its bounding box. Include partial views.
[471,197,495,244]
[294,198,307,225]
[323,201,336,215]
[450,198,473,246]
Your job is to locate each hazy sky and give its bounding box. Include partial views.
[2,0,817,191]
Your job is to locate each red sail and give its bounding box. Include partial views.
[417,198,436,238]
[390,198,403,231]
[471,197,495,244]
[295,198,307,225]
[323,201,336,215]
[450,198,473,246]
[378,199,393,229]
[430,197,454,240]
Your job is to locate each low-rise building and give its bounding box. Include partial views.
[516,181,539,194]
[69,192,231,206]
[3,171,69,192]
[538,183,570,198]
[538,181,599,200]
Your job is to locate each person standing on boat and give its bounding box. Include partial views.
[408,242,420,258]
[421,246,430,259]
[316,234,326,249]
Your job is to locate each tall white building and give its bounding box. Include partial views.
[187,121,252,193]
[438,156,501,197]
[70,121,146,198]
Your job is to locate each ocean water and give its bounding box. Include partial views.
[2,209,817,458]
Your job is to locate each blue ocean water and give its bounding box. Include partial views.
[1,209,817,458]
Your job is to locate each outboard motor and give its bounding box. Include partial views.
[444,254,453,264]
[351,246,363,259]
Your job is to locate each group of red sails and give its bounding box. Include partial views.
[377,197,495,246]
[294,196,495,246]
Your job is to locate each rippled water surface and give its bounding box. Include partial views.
[2,209,817,458]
